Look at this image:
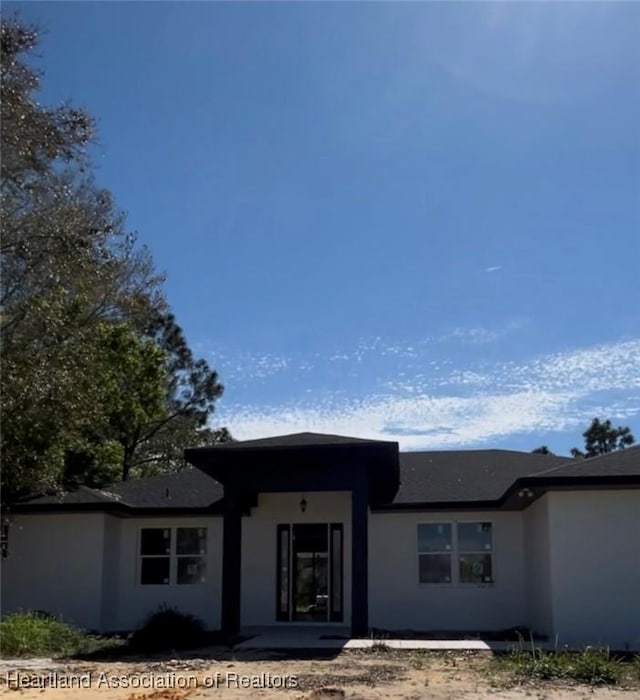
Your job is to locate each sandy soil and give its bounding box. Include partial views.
[1,649,638,700]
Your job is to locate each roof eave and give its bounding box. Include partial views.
[7,499,226,517]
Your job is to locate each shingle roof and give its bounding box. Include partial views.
[23,485,120,506]
[13,440,639,512]
[18,469,223,510]
[531,445,640,479]
[395,450,571,504]
[101,468,223,508]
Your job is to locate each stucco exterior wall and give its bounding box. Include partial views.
[241,491,352,627]
[1,513,106,630]
[547,490,640,649]
[523,495,553,638]
[100,514,121,629]
[112,515,223,632]
[5,487,638,645]
[369,510,526,632]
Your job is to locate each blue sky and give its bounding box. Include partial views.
[10,1,640,454]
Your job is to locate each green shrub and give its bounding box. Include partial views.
[1,611,89,657]
[501,645,622,686]
[129,605,206,652]
[570,647,622,685]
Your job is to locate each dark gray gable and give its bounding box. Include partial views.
[211,432,390,450]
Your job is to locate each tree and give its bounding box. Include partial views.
[62,323,169,486]
[1,18,229,501]
[531,446,554,455]
[1,18,165,501]
[571,418,635,459]
[118,312,227,479]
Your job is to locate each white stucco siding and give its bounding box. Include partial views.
[523,495,553,638]
[112,516,222,632]
[547,490,640,649]
[369,511,526,632]
[241,492,352,627]
[1,513,106,630]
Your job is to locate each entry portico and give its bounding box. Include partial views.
[185,434,400,637]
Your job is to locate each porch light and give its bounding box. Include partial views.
[518,488,534,499]
[299,497,307,513]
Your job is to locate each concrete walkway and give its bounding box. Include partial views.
[234,627,518,652]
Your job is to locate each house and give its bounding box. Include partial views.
[2,433,639,649]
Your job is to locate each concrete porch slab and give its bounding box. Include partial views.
[234,627,520,652]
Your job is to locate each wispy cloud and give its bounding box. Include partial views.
[438,321,525,345]
[202,324,522,386]
[485,265,502,273]
[214,337,640,450]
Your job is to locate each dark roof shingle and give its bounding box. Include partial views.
[531,445,640,479]
[101,468,223,508]
[23,485,119,506]
[395,449,570,504]
[15,440,639,512]
[18,469,223,510]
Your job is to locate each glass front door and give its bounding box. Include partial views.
[277,523,343,622]
[295,551,328,621]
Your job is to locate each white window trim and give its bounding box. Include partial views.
[137,526,208,587]
[417,519,494,587]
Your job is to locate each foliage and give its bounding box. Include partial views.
[0,17,229,501]
[0,611,121,658]
[497,644,623,686]
[120,312,227,480]
[531,446,554,455]
[61,323,169,488]
[571,418,635,458]
[531,418,635,459]
[129,605,206,652]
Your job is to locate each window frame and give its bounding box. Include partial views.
[138,526,208,587]
[139,527,171,585]
[457,521,494,585]
[417,520,494,586]
[416,523,453,584]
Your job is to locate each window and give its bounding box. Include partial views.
[139,527,207,585]
[458,522,493,584]
[417,523,452,583]
[418,521,493,585]
[176,527,207,584]
[140,528,171,584]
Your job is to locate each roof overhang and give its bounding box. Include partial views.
[372,474,640,512]
[6,501,226,517]
[185,440,400,504]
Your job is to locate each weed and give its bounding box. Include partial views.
[496,643,623,686]
[0,611,119,658]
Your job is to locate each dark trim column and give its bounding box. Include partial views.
[221,490,242,637]
[351,474,369,636]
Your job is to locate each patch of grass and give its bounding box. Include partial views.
[634,655,640,681]
[129,605,206,652]
[410,649,428,670]
[0,611,121,658]
[496,644,623,686]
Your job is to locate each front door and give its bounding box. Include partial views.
[277,523,343,622]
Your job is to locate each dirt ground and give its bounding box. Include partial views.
[1,649,639,700]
